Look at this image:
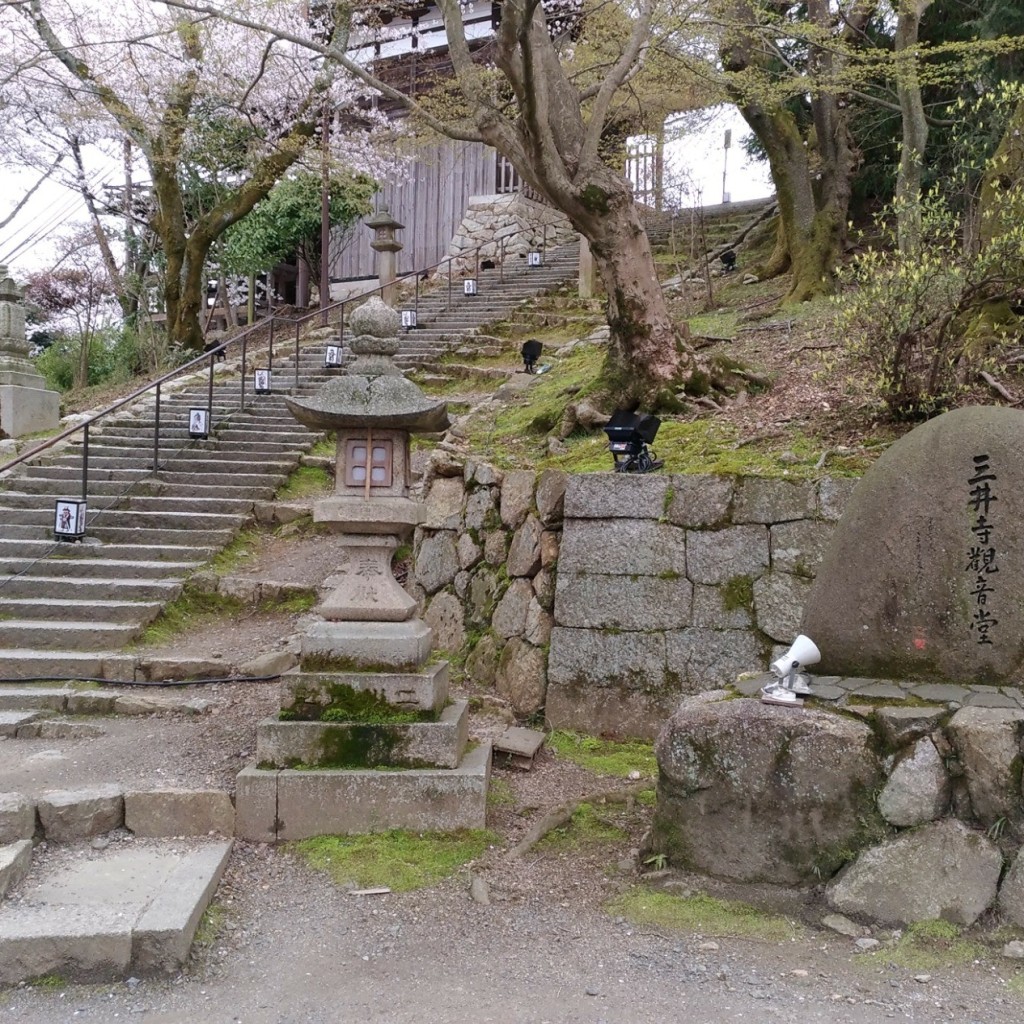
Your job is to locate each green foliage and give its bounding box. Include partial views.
[293,829,497,892]
[222,172,376,275]
[137,586,245,646]
[548,730,657,778]
[606,888,801,941]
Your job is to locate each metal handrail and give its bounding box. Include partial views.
[0,241,499,486]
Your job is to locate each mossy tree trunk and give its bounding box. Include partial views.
[720,0,873,301]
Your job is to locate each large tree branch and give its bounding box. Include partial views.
[159,0,486,143]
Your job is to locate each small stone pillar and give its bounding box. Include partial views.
[0,266,60,439]
[365,206,404,307]
[578,235,598,299]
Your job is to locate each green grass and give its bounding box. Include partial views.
[193,901,228,949]
[136,587,245,646]
[292,829,498,892]
[486,777,517,809]
[309,435,335,457]
[607,888,802,942]
[535,802,629,852]
[27,974,67,990]
[275,465,333,500]
[879,920,988,970]
[548,730,657,778]
[209,527,263,575]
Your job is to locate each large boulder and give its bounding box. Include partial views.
[803,407,1024,684]
[946,706,1024,829]
[877,737,951,827]
[826,819,1002,927]
[649,695,884,884]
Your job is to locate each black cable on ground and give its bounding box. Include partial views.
[0,674,282,687]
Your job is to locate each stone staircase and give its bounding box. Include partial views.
[0,244,580,682]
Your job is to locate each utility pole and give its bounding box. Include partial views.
[320,101,330,326]
[722,128,731,204]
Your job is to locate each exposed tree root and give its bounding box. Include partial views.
[504,780,655,861]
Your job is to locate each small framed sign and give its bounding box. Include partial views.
[188,408,209,439]
[401,309,418,330]
[527,251,542,267]
[253,368,272,394]
[54,498,87,541]
[463,279,478,296]
[325,345,342,367]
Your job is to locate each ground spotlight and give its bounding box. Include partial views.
[602,409,663,473]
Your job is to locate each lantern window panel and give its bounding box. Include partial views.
[345,438,393,487]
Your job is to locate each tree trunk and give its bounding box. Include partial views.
[895,0,932,254]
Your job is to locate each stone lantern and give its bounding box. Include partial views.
[285,297,448,668]
[365,206,404,306]
[0,265,59,439]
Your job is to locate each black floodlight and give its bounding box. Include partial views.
[720,249,737,272]
[401,309,418,330]
[253,368,272,394]
[528,251,542,267]
[325,345,342,367]
[521,339,543,374]
[463,278,478,296]
[188,408,209,439]
[54,498,87,541]
[603,409,664,473]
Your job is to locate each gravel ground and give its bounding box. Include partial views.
[3,498,1024,1020]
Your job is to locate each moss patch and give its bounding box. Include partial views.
[548,730,657,778]
[878,920,988,970]
[136,586,246,646]
[293,829,497,892]
[275,464,333,500]
[536,801,629,852]
[607,888,801,941]
[722,575,754,612]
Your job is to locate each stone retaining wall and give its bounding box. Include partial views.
[413,466,857,737]
[447,193,578,271]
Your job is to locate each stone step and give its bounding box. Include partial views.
[0,524,234,548]
[0,651,136,681]
[236,742,491,841]
[4,477,275,500]
[0,619,145,651]
[0,538,215,563]
[46,454,296,473]
[68,439,312,456]
[0,838,232,984]
[0,557,199,579]
[0,506,244,531]
[0,574,182,602]
[0,597,165,624]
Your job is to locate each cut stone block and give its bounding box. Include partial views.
[0,710,44,737]
[0,688,70,712]
[256,700,469,770]
[238,743,491,841]
[0,839,33,898]
[36,786,124,842]
[301,619,434,671]
[234,766,278,843]
[65,691,119,715]
[0,792,36,844]
[281,662,449,716]
[124,789,235,837]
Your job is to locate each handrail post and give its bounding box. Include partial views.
[81,422,89,501]
[241,334,248,411]
[448,259,452,311]
[153,382,161,471]
[415,273,420,319]
[500,237,505,283]
[339,301,346,350]
[207,353,215,427]
[268,316,274,375]
[295,322,301,392]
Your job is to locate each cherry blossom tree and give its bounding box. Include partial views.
[2,0,385,351]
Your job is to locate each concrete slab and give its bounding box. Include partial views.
[235,766,278,843]
[0,839,232,984]
[0,689,71,712]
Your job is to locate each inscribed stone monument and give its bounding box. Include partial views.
[0,265,60,438]
[803,406,1024,684]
